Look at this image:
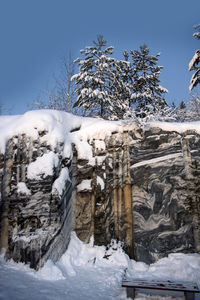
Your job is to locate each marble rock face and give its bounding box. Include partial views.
[0,122,199,269]
[73,125,200,264]
[130,127,199,263]
[0,133,73,269]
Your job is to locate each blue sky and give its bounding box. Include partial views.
[0,0,200,115]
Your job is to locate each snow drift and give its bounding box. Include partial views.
[0,232,200,300]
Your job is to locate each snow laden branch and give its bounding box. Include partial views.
[189,25,200,91]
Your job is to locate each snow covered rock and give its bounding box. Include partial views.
[0,110,200,270]
[0,110,123,269]
[73,121,200,264]
[0,129,73,270]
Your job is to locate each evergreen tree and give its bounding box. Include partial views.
[189,25,200,91]
[175,94,200,122]
[72,35,129,119]
[187,93,200,120]
[174,101,187,122]
[73,39,168,120]
[180,100,186,110]
[122,44,168,117]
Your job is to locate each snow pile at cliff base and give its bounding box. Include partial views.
[0,232,199,300]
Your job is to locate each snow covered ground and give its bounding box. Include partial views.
[0,232,199,300]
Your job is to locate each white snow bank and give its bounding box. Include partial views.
[1,110,200,166]
[0,110,124,166]
[0,232,200,300]
[148,120,200,134]
[127,253,200,284]
[94,140,106,151]
[17,182,31,195]
[76,179,92,192]
[58,233,131,272]
[72,135,95,165]
[97,175,105,190]
[27,151,59,180]
[0,110,81,155]
[27,232,200,289]
[52,168,70,196]
[76,116,123,141]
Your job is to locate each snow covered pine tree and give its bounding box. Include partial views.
[123,44,168,118]
[189,24,200,91]
[72,35,129,120]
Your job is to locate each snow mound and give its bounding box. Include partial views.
[127,253,200,284]
[0,232,200,300]
[0,110,123,163]
[1,109,200,163]
[17,182,31,195]
[27,151,59,180]
[148,120,200,134]
[0,110,81,155]
[52,168,71,196]
[56,232,131,276]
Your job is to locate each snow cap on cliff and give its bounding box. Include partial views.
[1,109,200,159]
[0,110,123,157]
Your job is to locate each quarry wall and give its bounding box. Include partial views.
[0,119,199,269]
[0,132,73,269]
[73,124,200,263]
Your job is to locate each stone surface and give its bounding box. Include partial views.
[0,133,73,269]
[0,121,200,269]
[73,130,134,257]
[73,125,200,264]
[130,128,200,263]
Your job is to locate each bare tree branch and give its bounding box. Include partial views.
[31,52,83,115]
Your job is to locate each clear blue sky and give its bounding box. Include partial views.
[0,0,200,115]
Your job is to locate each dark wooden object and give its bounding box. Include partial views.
[122,279,200,300]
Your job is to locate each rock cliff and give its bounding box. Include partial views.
[73,123,200,263]
[0,111,199,268]
[0,131,73,269]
